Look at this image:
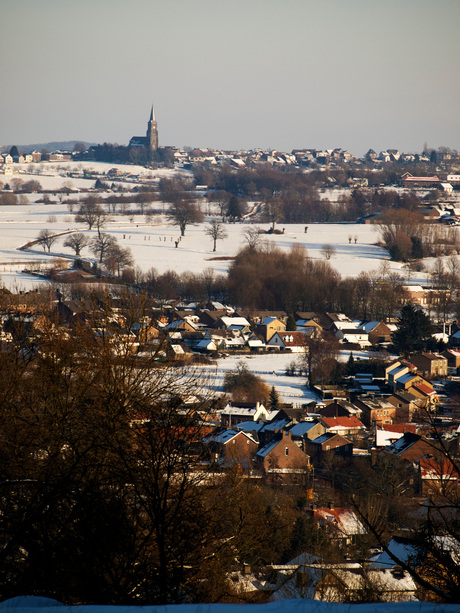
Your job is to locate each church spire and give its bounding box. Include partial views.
[147,103,158,152]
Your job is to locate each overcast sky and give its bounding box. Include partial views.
[1,0,459,156]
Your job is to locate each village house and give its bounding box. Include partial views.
[387,390,423,422]
[237,310,288,326]
[401,172,441,188]
[254,430,310,484]
[197,309,229,328]
[359,320,394,346]
[405,379,437,408]
[385,432,436,463]
[385,360,412,387]
[416,456,459,496]
[214,315,251,334]
[375,424,417,448]
[328,319,371,347]
[202,428,259,467]
[220,402,277,428]
[310,505,367,548]
[410,352,448,378]
[352,397,396,427]
[314,566,417,602]
[267,331,306,352]
[255,316,286,342]
[304,432,353,462]
[319,416,366,442]
[441,348,460,374]
[195,329,246,353]
[318,400,362,419]
[288,420,327,446]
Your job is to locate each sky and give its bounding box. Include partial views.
[1,0,459,156]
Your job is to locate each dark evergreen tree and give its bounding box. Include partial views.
[227,196,243,220]
[286,314,297,331]
[289,516,309,559]
[346,352,355,375]
[392,304,433,356]
[9,145,19,157]
[268,385,280,410]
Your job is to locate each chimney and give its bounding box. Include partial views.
[328,501,334,509]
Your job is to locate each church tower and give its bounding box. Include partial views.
[146,104,158,152]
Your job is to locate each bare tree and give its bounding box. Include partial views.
[75,199,106,232]
[37,229,57,252]
[168,199,204,236]
[265,197,284,230]
[321,244,336,260]
[104,242,134,276]
[243,226,262,250]
[204,220,228,252]
[90,233,116,263]
[63,233,90,256]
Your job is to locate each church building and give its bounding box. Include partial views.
[129,104,158,153]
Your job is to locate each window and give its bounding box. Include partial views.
[285,447,289,456]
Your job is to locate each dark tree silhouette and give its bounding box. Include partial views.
[392,304,433,356]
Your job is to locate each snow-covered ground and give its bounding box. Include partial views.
[0,202,419,291]
[204,354,318,406]
[0,595,455,613]
[0,161,435,291]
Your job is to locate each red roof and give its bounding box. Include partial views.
[413,382,436,397]
[322,416,365,429]
[381,424,416,434]
[419,457,459,480]
[278,332,306,346]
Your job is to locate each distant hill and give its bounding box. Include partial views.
[2,141,97,153]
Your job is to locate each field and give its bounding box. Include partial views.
[0,160,415,289]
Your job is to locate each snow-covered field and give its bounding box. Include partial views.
[1,160,435,291]
[0,202,417,291]
[203,354,318,407]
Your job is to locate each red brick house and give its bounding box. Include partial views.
[386,432,435,463]
[410,352,448,378]
[387,391,423,422]
[202,428,259,466]
[304,432,353,462]
[255,430,310,483]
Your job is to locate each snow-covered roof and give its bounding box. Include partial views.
[370,538,419,569]
[315,507,366,536]
[289,421,319,436]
